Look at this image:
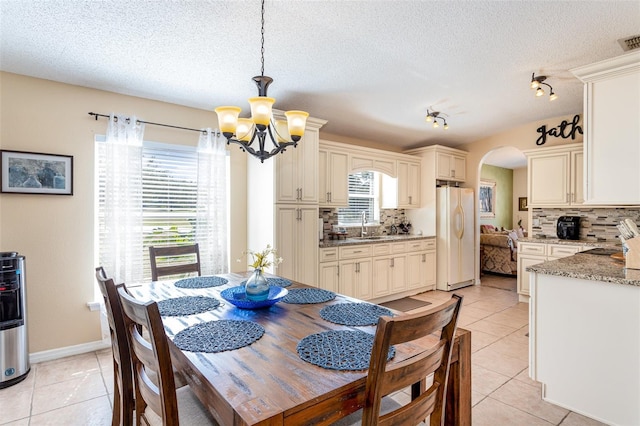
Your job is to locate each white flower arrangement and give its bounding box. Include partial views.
[237,244,283,270]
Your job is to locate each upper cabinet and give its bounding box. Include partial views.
[318,147,349,207]
[396,160,421,208]
[571,51,640,205]
[524,143,583,207]
[350,154,396,177]
[436,151,466,182]
[276,126,320,204]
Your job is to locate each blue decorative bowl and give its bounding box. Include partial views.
[220,285,288,309]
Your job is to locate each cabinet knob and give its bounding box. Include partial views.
[451,170,455,177]
[422,254,426,262]
[409,195,412,205]
[390,258,394,268]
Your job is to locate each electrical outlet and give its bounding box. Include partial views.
[533,218,540,226]
[87,301,102,311]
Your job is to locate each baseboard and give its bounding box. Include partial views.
[29,338,110,364]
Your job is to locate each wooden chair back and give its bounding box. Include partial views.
[149,244,201,281]
[94,267,134,426]
[117,286,180,425]
[362,294,463,426]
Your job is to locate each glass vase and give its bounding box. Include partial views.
[245,268,269,301]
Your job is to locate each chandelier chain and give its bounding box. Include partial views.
[260,0,265,77]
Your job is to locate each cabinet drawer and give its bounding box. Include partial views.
[319,248,339,262]
[406,241,424,252]
[549,244,581,258]
[519,243,546,255]
[390,242,407,254]
[373,244,390,256]
[423,239,436,250]
[339,245,372,259]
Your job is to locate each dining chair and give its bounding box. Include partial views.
[149,244,201,281]
[116,286,217,425]
[337,294,463,426]
[95,267,134,426]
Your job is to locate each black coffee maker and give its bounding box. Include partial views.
[556,216,581,240]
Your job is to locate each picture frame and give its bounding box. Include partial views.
[519,197,528,211]
[479,180,496,218]
[1,150,73,195]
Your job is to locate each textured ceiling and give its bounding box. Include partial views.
[1,0,639,160]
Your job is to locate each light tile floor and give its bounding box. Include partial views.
[0,274,608,425]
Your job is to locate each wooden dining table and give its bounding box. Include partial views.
[129,272,471,426]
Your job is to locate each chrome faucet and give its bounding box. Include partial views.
[361,211,367,237]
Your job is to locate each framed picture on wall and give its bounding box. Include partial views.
[479,180,496,218]
[519,197,528,211]
[1,150,73,195]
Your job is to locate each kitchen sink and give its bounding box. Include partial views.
[353,236,384,240]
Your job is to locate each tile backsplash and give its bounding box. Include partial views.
[319,208,408,240]
[532,207,640,243]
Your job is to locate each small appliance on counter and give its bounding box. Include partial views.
[556,216,581,240]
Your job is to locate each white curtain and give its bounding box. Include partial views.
[196,129,229,275]
[100,114,145,284]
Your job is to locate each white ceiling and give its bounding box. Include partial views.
[1,0,639,164]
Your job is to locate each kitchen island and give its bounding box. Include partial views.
[527,250,640,426]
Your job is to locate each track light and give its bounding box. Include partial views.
[530,72,558,101]
[425,110,449,130]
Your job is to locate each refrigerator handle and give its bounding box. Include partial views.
[455,204,465,240]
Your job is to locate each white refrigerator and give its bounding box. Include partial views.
[436,186,475,291]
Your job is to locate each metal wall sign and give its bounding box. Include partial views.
[536,114,583,146]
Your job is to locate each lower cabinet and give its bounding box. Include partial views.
[276,205,319,286]
[517,242,584,302]
[318,238,436,301]
[339,258,372,300]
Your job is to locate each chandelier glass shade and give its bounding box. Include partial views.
[214,0,309,163]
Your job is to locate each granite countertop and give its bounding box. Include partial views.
[319,234,435,248]
[527,250,640,286]
[518,237,620,248]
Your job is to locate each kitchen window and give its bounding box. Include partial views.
[338,171,380,225]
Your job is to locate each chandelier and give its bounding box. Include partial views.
[215,0,309,163]
[425,110,449,130]
[530,73,558,101]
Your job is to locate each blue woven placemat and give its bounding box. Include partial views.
[297,330,395,371]
[319,303,394,326]
[172,320,265,353]
[157,296,220,316]
[240,276,292,288]
[283,288,336,304]
[174,276,228,289]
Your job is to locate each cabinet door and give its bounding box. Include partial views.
[436,152,452,180]
[355,259,373,300]
[372,257,391,297]
[571,150,584,205]
[389,255,406,293]
[276,149,298,203]
[452,156,466,181]
[339,260,357,298]
[297,207,319,286]
[397,161,410,207]
[318,149,328,204]
[528,152,570,206]
[297,129,319,204]
[328,151,349,206]
[517,255,546,296]
[406,252,424,290]
[408,162,421,206]
[423,251,436,290]
[275,206,297,281]
[318,262,339,292]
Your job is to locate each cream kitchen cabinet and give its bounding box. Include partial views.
[406,239,436,291]
[339,258,372,300]
[372,242,408,298]
[318,148,349,207]
[275,126,319,204]
[275,205,319,286]
[571,51,640,205]
[517,241,584,302]
[436,151,466,182]
[525,143,583,207]
[397,160,421,208]
[318,261,339,293]
[350,154,396,177]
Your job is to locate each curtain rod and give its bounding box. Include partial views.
[88,112,217,135]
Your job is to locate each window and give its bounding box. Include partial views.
[338,171,380,225]
[96,139,229,280]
